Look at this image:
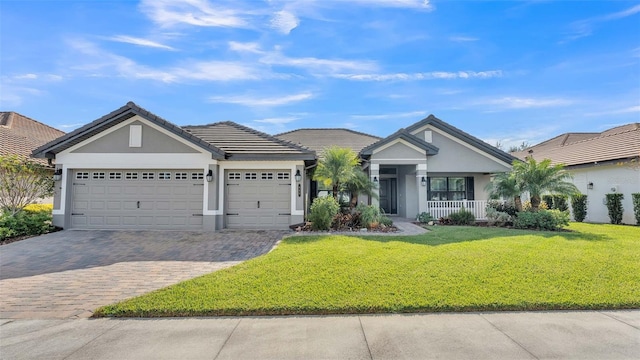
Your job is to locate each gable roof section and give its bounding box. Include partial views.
[360,129,439,156]
[404,114,516,164]
[1,111,65,165]
[32,102,226,160]
[275,128,381,154]
[513,123,640,167]
[184,122,315,160]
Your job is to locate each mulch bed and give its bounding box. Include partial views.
[0,227,62,246]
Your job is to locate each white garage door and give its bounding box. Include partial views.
[225,170,291,229]
[71,169,204,229]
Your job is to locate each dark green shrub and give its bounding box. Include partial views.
[542,195,554,209]
[514,209,569,231]
[0,209,54,240]
[632,193,640,225]
[487,200,519,216]
[552,195,569,212]
[448,207,476,225]
[417,212,434,223]
[570,194,588,222]
[309,196,340,231]
[357,204,384,229]
[379,216,393,227]
[605,193,624,224]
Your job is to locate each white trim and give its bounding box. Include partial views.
[56,153,214,169]
[129,125,142,147]
[370,164,380,171]
[416,163,427,171]
[372,138,426,156]
[61,115,210,155]
[371,158,428,161]
[411,124,512,168]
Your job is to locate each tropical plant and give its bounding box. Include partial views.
[513,209,570,231]
[448,207,476,225]
[605,193,624,225]
[343,169,378,209]
[0,155,54,215]
[313,147,360,200]
[417,212,434,224]
[552,195,569,212]
[571,194,588,222]
[485,172,523,211]
[511,158,579,211]
[632,193,640,225]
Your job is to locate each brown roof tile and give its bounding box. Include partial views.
[0,112,65,165]
[513,123,640,166]
[275,128,381,154]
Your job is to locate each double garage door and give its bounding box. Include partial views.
[225,170,292,229]
[71,169,204,229]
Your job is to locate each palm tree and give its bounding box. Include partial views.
[344,169,378,209]
[313,147,360,200]
[512,158,579,211]
[484,171,523,211]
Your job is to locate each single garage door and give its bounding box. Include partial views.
[71,169,204,229]
[225,170,291,229]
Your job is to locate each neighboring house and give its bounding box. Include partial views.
[0,111,65,165]
[33,102,515,230]
[514,123,640,224]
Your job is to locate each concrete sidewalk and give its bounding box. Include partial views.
[1,310,638,359]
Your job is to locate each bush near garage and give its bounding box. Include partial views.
[0,206,55,241]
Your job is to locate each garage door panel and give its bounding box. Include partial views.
[71,169,204,229]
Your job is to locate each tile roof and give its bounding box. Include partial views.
[513,123,640,166]
[360,129,439,156]
[183,122,316,160]
[0,111,65,165]
[275,128,381,154]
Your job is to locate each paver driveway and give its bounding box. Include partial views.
[0,230,286,319]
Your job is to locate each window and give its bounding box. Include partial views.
[428,177,473,201]
[109,172,122,180]
[228,172,241,180]
[158,172,171,180]
[277,172,290,180]
[175,172,187,180]
[92,172,105,180]
[244,172,257,180]
[76,172,89,180]
[125,172,138,180]
[191,172,204,180]
[261,172,274,180]
[142,172,155,180]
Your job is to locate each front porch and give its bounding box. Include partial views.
[426,200,488,220]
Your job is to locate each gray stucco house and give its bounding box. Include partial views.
[34,102,516,230]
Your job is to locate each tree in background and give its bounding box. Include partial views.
[0,155,54,215]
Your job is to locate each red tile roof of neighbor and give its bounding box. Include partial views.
[0,111,65,166]
[513,123,640,167]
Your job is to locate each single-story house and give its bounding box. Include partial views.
[33,102,516,230]
[514,123,640,224]
[1,111,65,166]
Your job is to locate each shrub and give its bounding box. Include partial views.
[379,216,393,227]
[542,195,554,209]
[486,207,512,227]
[523,200,548,211]
[1,209,54,240]
[487,200,519,216]
[357,204,384,229]
[571,194,588,222]
[417,212,434,224]
[513,209,569,231]
[632,193,640,225]
[448,207,476,225]
[309,196,340,231]
[24,203,53,212]
[605,193,624,225]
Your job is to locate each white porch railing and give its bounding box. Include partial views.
[426,200,488,220]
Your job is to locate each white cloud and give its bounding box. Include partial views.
[254,117,299,124]
[139,0,249,28]
[270,10,299,34]
[449,36,479,42]
[59,123,85,129]
[346,0,433,10]
[350,110,426,120]
[563,4,640,42]
[261,52,378,73]
[333,70,502,81]
[228,41,264,54]
[482,97,573,109]
[14,73,38,80]
[209,92,314,107]
[106,35,176,50]
[584,105,640,117]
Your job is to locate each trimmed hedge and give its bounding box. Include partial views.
[632,193,640,225]
[514,209,570,231]
[605,193,624,225]
[571,194,588,222]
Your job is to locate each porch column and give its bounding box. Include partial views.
[370,164,380,207]
[416,163,427,215]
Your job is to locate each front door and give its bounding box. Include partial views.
[379,178,397,214]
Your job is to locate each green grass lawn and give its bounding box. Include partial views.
[95,223,640,317]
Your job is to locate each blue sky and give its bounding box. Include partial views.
[1,0,639,149]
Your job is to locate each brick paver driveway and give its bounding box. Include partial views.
[0,230,286,319]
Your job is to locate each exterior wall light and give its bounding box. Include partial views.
[421,176,427,186]
[53,168,63,181]
[373,176,378,183]
[206,169,214,182]
[587,182,593,190]
[295,169,302,182]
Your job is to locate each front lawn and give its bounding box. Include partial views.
[95,223,640,317]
